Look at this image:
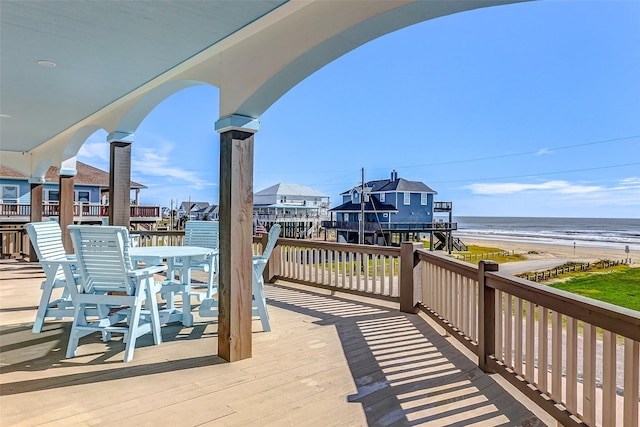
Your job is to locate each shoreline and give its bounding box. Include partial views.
[456,235,636,266]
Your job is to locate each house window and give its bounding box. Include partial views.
[75,190,90,203]
[45,189,59,203]
[403,192,411,205]
[421,193,428,205]
[1,185,18,204]
[379,193,385,203]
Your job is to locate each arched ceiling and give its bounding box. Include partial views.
[0,0,523,175]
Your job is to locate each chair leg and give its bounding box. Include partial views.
[65,305,84,359]
[252,279,271,332]
[123,300,144,363]
[32,278,55,333]
[145,278,162,346]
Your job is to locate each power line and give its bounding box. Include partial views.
[427,162,640,185]
[383,135,640,170]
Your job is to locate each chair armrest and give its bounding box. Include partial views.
[128,264,167,278]
[252,258,267,268]
[40,259,77,269]
[65,254,77,261]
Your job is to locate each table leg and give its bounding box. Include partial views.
[181,258,194,327]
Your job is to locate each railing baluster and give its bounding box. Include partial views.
[566,317,577,414]
[582,322,596,425]
[537,307,548,392]
[496,291,504,362]
[363,252,369,292]
[551,311,562,403]
[514,296,523,374]
[505,293,513,368]
[602,330,617,426]
[525,300,535,382]
[623,338,639,427]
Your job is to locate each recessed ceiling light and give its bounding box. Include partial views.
[37,60,57,68]
[0,114,11,118]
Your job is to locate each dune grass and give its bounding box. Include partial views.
[452,244,527,263]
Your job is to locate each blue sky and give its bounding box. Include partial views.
[79,0,640,218]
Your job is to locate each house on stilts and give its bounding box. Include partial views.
[323,170,466,251]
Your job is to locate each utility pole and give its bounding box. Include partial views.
[359,167,364,245]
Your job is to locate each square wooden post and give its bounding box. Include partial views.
[28,180,43,261]
[399,242,422,313]
[109,140,132,227]
[58,173,75,253]
[478,260,499,372]
[218,129,254,362]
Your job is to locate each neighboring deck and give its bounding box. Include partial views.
[0,259,550,426]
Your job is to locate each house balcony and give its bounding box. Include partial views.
[0,203,161,224]
[1,235,637,425]
[322,221,457,233]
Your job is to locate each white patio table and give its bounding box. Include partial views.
[130,245,217,327]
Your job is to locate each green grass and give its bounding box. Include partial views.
[550,267,640,312]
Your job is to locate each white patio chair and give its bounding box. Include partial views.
[67,225,167,362]
[25,221,79,333]
[199,224,280,332]
[173,220,219,300]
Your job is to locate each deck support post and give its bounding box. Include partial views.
[58,172,75,253]
[478,260,499,372]
[399,242,422,313]
[108,132,134,227]
[28,179,44,261]
[216,115,260,362]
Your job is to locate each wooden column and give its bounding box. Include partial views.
[109,140,132,227]
[28,180,43,261]
[58,173,75,253]
[478,260,499,372]
[218,129,254,362]
[399,242,422,313]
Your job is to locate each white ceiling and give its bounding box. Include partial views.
[0,0,285,153]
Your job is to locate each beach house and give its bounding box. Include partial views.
[0,162,160,226]
[325,170,461,248]
[253,183,330,238]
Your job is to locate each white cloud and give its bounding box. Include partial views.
[536,148,553,155]
[77,141,109,163]
[464,180,602,195]
[130,142,214,190]
[617,177,640,188]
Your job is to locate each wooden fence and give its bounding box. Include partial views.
[520,259,627,282]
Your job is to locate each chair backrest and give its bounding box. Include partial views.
[26,221,68,280]
[184,220,219,249]
[68,225,135,295]
[261,224,281,260]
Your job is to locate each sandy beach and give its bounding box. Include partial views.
[457,235,636,266]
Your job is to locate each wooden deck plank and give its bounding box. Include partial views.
[0,259,549,426]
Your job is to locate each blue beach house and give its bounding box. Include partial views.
[0,162,160,226]
[325,170,460,249]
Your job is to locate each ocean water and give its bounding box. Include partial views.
[453,216,640,250]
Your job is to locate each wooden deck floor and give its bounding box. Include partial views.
[0,260,551,426]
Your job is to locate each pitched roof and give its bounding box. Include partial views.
[340,176,437,195]
[0,161,146,188]
[255,183,329,198]
[330,197,398,213]
[180,202,210,211]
